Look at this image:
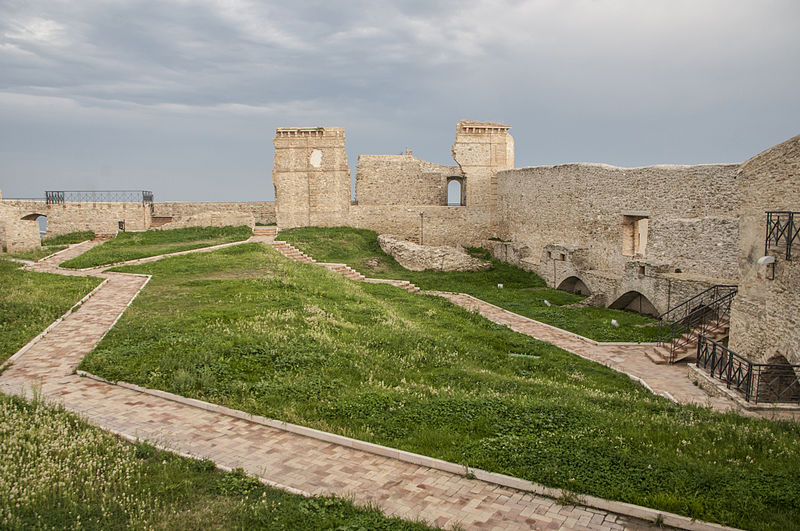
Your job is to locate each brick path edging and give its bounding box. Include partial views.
[77,370,739,531]
[449,293,660,348]
[36,240,93,263]
[104,424,311,497]
[0,277,109,373]
[432,293,676,403]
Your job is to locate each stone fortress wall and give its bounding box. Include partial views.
[2,121,797,366]
[0,197,275,253]
[728,134,800,365]
[153,202,275,225]
[270,121,799,366]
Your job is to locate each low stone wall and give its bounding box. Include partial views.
[350,204,492,246]
[378,234,490,271]
[153,202,275,225]
[156,211,254,230]
[1,199,151,244]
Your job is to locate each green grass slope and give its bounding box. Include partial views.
[279,227,661,342]
[60,226,252,269]
[79,243,800,530]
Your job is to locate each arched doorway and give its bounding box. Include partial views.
[446,177,466,206]
[557,276,591,296]
[757,355,800,403]
[20,213,47,239]
[608,290,659,317]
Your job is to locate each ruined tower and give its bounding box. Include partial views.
[272,127,350,228]
[451,121,514,236]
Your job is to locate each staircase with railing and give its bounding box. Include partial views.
[651,285,737,364]
[696,335,800,404]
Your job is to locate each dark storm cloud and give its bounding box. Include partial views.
[1,0,799,200]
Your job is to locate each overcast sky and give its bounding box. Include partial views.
[1,0,798,201]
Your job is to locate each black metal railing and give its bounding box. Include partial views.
[657,285,737,363]
[765,211,799,261]
[45,190,154,205]
[697,335,800,404]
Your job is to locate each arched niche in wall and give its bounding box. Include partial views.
[557,276,591,296]
[757,355,800,403]
[446,177,466,206]
[608,290,659,317]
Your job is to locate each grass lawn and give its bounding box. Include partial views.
[278,227,661,342]
[60,226,253,269]
[0,259,102,363]
[0,392,430,530]
[1,230,95,262]
[80,243,800,530]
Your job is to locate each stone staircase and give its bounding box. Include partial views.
[269,240,421,292]
[363,278,421,293]
[252,226,278,238]
[322,263,366,281]
[647,317,730,365]
[270,241,315,263]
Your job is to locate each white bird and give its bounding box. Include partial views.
[611,319,620,327]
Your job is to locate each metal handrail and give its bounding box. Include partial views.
[45,190,154,205]
[697,335,800,404]
[765,211,799,261]
[657,285,737,363]
[657,284,737,324]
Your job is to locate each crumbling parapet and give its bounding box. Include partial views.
[452,121,514,237]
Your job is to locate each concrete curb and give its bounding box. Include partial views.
[103,425,311,497]
[1,277,109,372]
[452,293,660,348]
[77,370,740,531]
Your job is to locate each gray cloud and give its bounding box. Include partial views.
[1,0,798,200]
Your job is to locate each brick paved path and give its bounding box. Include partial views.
[431,293,739,412]
[3,237,731,530]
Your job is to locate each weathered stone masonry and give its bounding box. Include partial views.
[270,121,798,366]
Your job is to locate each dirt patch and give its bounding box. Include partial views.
[361,256,392,273]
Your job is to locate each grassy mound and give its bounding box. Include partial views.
[278,227,662,342]
[60,226,252,269]
[80,243,800,530]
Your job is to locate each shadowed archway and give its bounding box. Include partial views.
[757,355,800,403]
[557,276,591,296]
[608,290,659,317]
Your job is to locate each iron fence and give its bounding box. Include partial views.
[45,190,154,205]
[657,285,737,363]
[765,211,799,260]
[697,335,800,404]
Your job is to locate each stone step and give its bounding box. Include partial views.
[252,226,278,236]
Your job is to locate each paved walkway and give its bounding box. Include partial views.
[431,293,737,412]
[0,240,668,530]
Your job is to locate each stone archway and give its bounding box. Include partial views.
[557,276,591,296]
[21,212,47,238]
[757,355,800,403]
[608,290,659,317]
